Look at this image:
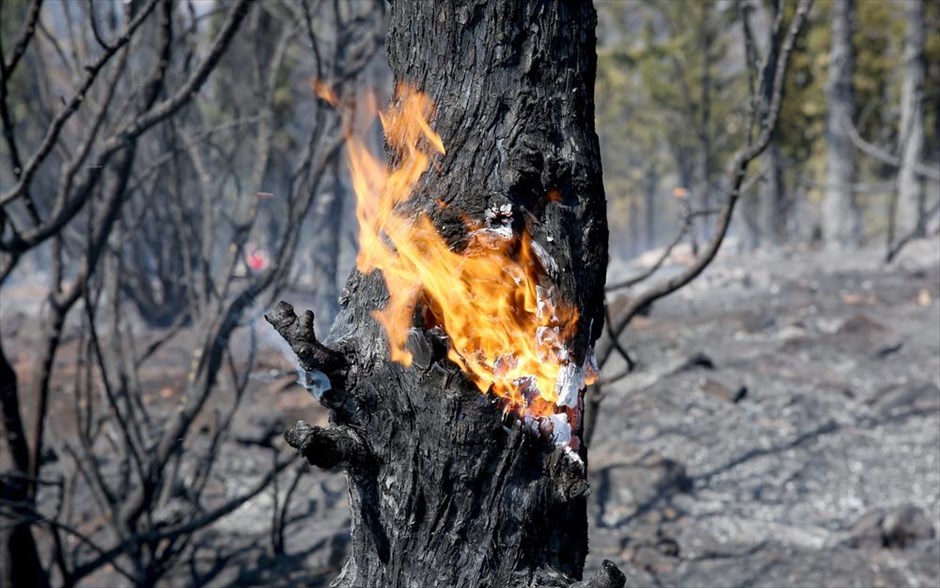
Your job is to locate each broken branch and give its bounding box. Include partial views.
[264,301,346,375]
[284,421,373,471]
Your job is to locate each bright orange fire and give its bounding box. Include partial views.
[333,84,586,417]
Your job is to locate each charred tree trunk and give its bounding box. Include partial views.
[272,1,620,587]
[822,0,859,248]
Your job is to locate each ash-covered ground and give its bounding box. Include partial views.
[586,238,940,587]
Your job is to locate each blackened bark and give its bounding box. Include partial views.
[276,1,616,586]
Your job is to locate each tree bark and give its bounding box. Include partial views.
[275,1,620,587]
[895,0,925,239]
[822,0,859,248]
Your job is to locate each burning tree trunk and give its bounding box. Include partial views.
[270,1,620,586]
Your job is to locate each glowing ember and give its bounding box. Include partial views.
[336,84,587,419]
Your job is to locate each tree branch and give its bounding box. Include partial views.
[605,197,693,293]
[845,114,940,182]
[0,0,160,208]
[264,301,347,376]
[0,0,253,255]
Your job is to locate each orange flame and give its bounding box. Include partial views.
[338,84,584,417]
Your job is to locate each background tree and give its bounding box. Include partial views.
[822,0,859,248]
[1,1,385,585]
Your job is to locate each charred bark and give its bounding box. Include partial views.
[273,1,617,586]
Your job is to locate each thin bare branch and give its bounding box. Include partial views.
[605,197,692,293]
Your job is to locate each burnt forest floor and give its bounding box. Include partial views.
[2,238,938,587]
[589,237,940,587]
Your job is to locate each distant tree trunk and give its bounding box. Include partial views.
[760,0,787,247]
[310,157,346,332]
[273,1,622,587]
[895,0,925,239]
[740,193,762,250]
[677,159,699,252]
[695,4,715,244]
[822,0,859,248]
[629,194,642,257]
[761,140,786,245]
[644,167,658,251]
